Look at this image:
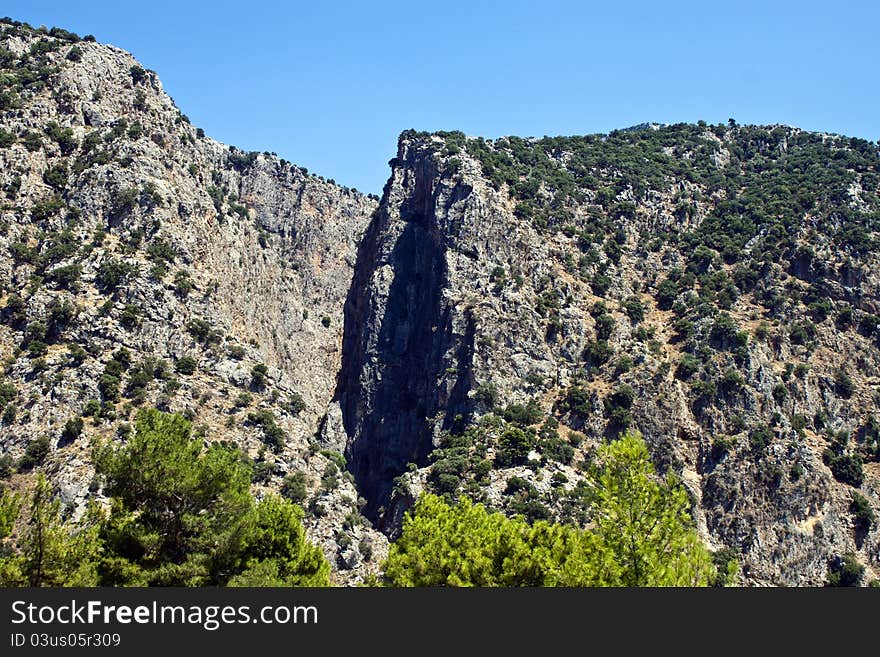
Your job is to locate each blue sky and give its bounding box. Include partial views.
[5,1,879,193]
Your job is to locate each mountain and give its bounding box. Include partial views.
[0,20,384,582]
[1,18,879,585]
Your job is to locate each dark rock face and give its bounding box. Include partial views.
[339,140,475,524]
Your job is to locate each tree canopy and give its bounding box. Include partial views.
[385,430,719,586]
[584,430,716,586]
[384,494,613,586]
[0,475,100,586]
[0,408,329,587]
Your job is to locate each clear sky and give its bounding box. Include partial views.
[4,1,879,194]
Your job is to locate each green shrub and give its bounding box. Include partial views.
[287,392,306,416]
[45,121,77,154]
[281,472,309,504]
[835,369,854,398]
[676,354,700,379]
[772,383,788,404]
[501,398,542,426]
[721,367,745,392]
[473,382,499,409]
[110,187,139,217]
[119,304,140,329]
[555,388,590,425]
[97,258,138,291]
[27,340,48,357]
[187,318,211,340]
[186,319,221,344]
[2,404,16,425]
[850,492,875,531]
[247,409,285,452]
[320,462,339,490]
[823,434,864,487]
[604,385,635,429]
[583,340,613,366]
[540,435,574,465]
[59,416,84,446]
[655,277,679,309]
[82,399,101,417]
[46,263,81,290]
[129,65,147,83]
[709,313,748,351]
[495,427,534,467]
[175,356,197,375]
[98,358,125,401]
[18,436,50,471]
[0,128,15,148]
[622,296,645,323]
[0,382,16,414]
[594,313,616,340]
[0,453,13,479]
[789,321,816,345]
[146,239,177,263]
[749,425,773,453]
[125,363,154,400]
[251,459,273,483]
[22,131,42,151]
[31,195,65,221]
[251,363,269,388]
[42,163,68,189]
[591,272,611,296]
[133,90,147,111]
[827,553,864,587]
[173,270,193,298]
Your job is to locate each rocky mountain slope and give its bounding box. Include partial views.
[336,127,880,585]
[2,19,879,585]
[0,20,383,583]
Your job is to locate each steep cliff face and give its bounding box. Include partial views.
[337,138,477,523]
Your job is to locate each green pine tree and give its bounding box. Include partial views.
[0,476,100,586]
[586,430,716,586]
[93,407,329,586]
[384,430,722,586]
[384,494,617,586]
[0,485,23,585]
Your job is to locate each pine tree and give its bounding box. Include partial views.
[0,485,19,538]
[384,431,721,586]
[586,430,716,586]
[226,495,330,586]
[384,494,616,586]
[1,476,100,586]
[0,486,21,585]
[93,407,329,586]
